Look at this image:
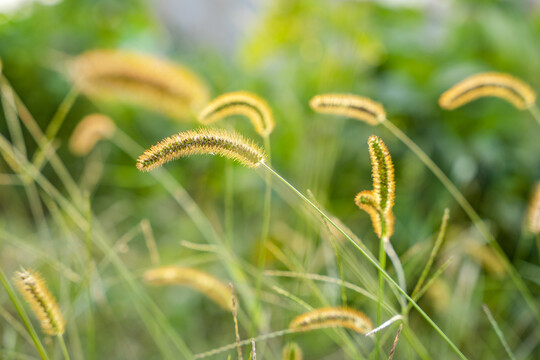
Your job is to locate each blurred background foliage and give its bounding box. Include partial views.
[1,0,540,359]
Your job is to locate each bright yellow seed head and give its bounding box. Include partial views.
[310,94,386,126]
[198,91,275,137]
[439,72,536,110]
[136,128,266,171]
[14,269,65,336]
[355,135,395,238]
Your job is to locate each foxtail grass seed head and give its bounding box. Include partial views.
[69,50,209,121]
[69,113,116,156]
[310,94,386,125]
[355,135,395,237]
[289,307,373,334]
[355,190,383,238]
[14,269,65,336]
[439,72,536,110]
[136,128,265,171]
[526,182,540,234]
[199,91,275,136]
[143,266,233,311]
[282,342,303,360]
[368,135,395,215]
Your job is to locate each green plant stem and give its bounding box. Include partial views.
[252,136,273,335]
[482,304,517,360]
[411,209,449,300]
[381,119,540,325]
[261,162,468,360]
[529,105,540,127]
[32,87,79,171]
[0,267,50,360]
[57,335,71,360]
[375,234,386,360]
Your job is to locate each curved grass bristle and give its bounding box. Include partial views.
[439,72,536,110]
[199,91,274,136]
[70,50,209,121]
[526,182,540,234]
[310,94,386,126]
[143,266,233,311]
[136,128,265,171]
[282,342,302,360]
[14,269,65,336]
[69,113,116,156]
[289,306,372,334]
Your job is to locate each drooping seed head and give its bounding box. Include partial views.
[136,128,266,171]
[199,91,275,137]
[289,306,373,334]
[143,266,233,311]
[439,72,536,110]
[310,94,386,126]
[14,269,65,336]
[69,113,116,156]
[69,50,209,121]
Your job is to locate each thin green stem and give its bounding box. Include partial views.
[57,335,71,360]
[381,119,540,325]
[32,87,79,171]
[376,234,386,360]
[0,267,50,360]
[261,162,468,360]
[411,209,449,300]
[252,136,272,334]
[482,304,517,360]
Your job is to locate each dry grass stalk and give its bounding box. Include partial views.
[281,342,302,360]
[14,269,65,335]
[388,324,403,360]
[69,113,116,156]
[70,49,209,120]
[310,94,386,126]
[136,128,265,171]
[526,182,540,234]
[289,306,372,334]
[199,91,274,136]
[439,72,536,110]
[355,135,395,237]
[143,266,233,311]
[230,283,243,360]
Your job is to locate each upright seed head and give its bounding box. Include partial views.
[14,269,65,336]
[368,135,395,216]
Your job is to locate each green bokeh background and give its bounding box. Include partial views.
[1,0,539,359]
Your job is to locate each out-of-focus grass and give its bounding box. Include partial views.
[0,0,539,359]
